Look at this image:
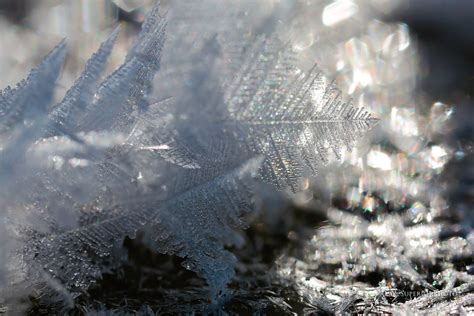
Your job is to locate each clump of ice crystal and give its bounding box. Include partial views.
[0,1,378,312]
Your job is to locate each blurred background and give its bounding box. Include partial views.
[0,0,472,313]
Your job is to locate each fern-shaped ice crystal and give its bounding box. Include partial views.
[223,36,378,191]
[153,35,378,191]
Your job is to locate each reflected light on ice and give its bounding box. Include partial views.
[426,145,450,170]
[367,149,392,171]
[322,0,359,27]
[390,107,419,137]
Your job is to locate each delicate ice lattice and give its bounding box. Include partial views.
[153,35,378,191]
[0,0,377,308]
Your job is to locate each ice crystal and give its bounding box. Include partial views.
[28,155,262,301]
[47,27,120,137]
[154,35,378,191]
[0,41,66,163]
[0,0,378,310]
[0,2,168,306]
